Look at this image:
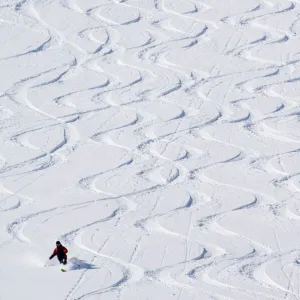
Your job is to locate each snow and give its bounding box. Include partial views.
[1,0,300,299]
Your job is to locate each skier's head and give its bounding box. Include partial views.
[56,241,62,247]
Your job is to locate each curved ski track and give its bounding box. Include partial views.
[1,0,300,299]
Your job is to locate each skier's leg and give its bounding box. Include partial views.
[63,256,67,265]
[57,255,63,264]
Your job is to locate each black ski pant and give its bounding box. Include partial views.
[57,255,67,265]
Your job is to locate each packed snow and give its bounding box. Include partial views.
[1,0,300,299]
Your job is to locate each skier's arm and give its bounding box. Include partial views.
[63,247,68,254]
[49,248,57,259]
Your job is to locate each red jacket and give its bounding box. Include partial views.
[49,246,68,259]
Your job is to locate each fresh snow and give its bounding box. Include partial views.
[1,0,300,299]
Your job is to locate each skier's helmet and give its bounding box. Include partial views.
[56,241,61,246]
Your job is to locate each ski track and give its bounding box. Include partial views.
[1,0,300,299]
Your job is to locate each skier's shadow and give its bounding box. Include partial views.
[69,258,98,271]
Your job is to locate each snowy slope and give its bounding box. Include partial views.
[1,0,300,299]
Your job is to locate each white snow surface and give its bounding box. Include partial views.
[1,0,300,299]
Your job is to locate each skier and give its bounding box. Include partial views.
[49,241,68,265]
